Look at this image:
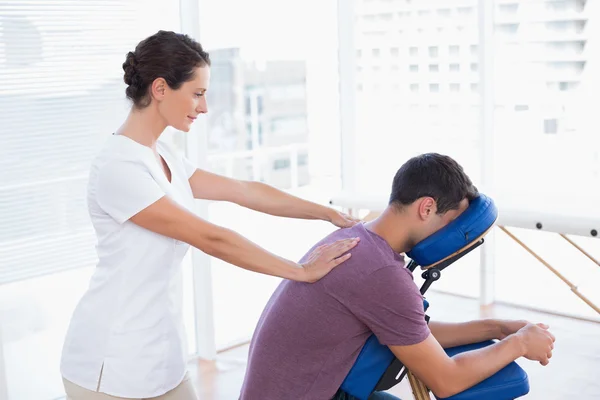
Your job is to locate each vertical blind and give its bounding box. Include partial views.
[0,0,181,284]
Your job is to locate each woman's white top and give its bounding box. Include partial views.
[60,134,197,398]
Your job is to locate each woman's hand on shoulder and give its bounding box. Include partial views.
[327,210,362,229]
[299,237,360,283]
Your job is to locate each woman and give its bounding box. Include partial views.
[60,30,360,400]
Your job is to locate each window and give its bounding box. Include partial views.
[0,2,187,399]
[270,116,308,136]
[298,153,308,166]
[544,118,558,134]
[200,0,341,350]
[457,6,474,16]
[257,95,264,114]
[438,8,451,18]
[346,0,599,320]
[491,0,599,318]
[348,0,481,299]
[379,13,393,22]
[498,3,518,14]
[273,158,291,170]
[269,84,306,101]
[245,96,252,115]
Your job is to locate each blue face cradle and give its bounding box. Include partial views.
[406,193,498,269]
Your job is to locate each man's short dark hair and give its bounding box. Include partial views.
[389,153,479,214]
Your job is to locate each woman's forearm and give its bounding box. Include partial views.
[199,224,306,281]
[237,181,333,221]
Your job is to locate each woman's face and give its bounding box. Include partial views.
[156,65,210,132]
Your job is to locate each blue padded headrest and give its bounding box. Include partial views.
[406,193,497,268]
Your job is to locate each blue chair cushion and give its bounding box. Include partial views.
[340,299,431,400]
[406,193,497,268]
[435,341,530,400]
[341,335,396,400]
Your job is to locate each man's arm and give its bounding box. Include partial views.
[429,319,500,348]
[389,323,555,398]
[429,319,531,348]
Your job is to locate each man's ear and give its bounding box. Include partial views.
[417,197,436,220]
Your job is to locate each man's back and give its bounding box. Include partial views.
[240,223,430,400]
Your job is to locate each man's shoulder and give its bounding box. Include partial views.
[346,225,406,268]
[320,223,396,252]
[332,254,417,304]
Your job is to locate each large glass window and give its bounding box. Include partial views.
[198,0,343,349]
[0,2,196,399]
[491,0,600,318]
[350,0,482,297]
[347,1,600,317]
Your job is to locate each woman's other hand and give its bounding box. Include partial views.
[299,237,360,282]
[329,210,362,228]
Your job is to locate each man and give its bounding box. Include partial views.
[239,153,555,400]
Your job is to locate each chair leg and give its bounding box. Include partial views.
[407,370,431,400]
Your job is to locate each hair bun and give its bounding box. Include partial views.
[123,51,139,86]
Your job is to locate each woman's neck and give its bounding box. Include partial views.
[116,105,168,150]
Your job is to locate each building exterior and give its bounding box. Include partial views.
[205,48,310,189]
[352,0,599,192]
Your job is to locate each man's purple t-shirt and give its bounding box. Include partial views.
[239,223,431,400]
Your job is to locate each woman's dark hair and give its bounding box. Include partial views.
[389,153,479,214]
[122,30,211,108]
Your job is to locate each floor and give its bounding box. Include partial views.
[187,291,600,400]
